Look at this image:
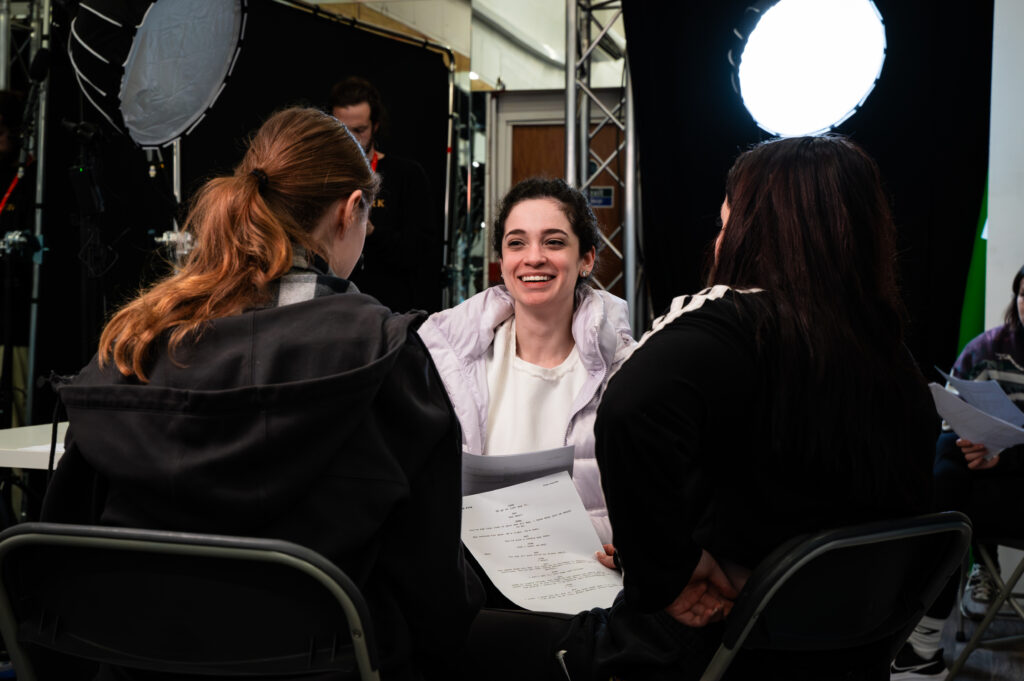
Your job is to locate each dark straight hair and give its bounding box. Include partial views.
[711,135,905,356]
[709,134,924,505]
[1003,264,1024,333]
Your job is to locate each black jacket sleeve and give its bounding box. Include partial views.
[372,332,484,679]
[595,310,753,612]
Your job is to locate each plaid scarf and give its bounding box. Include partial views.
[266,245,356,308]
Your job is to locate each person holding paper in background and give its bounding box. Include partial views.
[418,177,636,546]
[582,135,936,681]
[899,263,1024,679]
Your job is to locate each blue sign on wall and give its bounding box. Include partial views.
[588,186,614,208]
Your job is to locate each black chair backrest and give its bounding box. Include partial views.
[0,474,32,532]
[701,511,972,681]
[0,522,381,681]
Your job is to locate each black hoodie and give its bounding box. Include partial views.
[42,290,483,680]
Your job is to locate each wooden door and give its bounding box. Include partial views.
[497,124,625,297]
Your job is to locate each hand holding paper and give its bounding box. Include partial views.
[957,438,1001,470]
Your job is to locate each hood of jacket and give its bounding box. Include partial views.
[420,284,632,366]
[57,293,424,531]
[418,285,635,454]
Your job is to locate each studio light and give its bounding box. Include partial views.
[730,0,886,137]
[70,0,245,147]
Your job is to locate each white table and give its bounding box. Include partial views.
[0,422,68,470]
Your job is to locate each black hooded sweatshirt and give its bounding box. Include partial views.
[41,288,483,681]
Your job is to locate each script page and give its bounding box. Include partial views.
[929,383,1024,457]
[937,369,1024,426]
[461,471,622,614]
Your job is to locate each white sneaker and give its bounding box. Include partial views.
[960,562,997,620]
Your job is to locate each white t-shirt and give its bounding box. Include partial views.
[483,318,588,455]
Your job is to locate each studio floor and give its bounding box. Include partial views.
[942,604,1024,680]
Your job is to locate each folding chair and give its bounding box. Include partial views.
[0,522,381,680]
[948,537,1024,679]
[698,511,972,681]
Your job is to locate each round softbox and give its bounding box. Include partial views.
[69,0,245,147]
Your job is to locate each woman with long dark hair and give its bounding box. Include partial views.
[41,107,482,680]
[584,134,936,680]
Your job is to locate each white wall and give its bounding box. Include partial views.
[332,2,625,91]
[986,0,1024,326]
[363,0,473,57]
[990,0,1024,589]
[470,0,625,91]
[470,17,565,90]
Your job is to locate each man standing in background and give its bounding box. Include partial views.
[330,76,443,313]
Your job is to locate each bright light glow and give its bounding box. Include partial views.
[738,0,885,137]
[469,71,480,80]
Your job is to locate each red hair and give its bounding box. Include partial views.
[99,107,380,381]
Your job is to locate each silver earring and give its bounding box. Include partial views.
[581,270,590,278]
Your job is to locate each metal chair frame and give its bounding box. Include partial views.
[948,538,1024,679]
[699,512,973,681]
[0,522,381,681]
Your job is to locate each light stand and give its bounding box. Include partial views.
[0,230,38,428]
[65,119,113,363]
[22,0,51,424]
[148,140,189,263]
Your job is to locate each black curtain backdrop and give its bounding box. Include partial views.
[28,0,449,422]
[622,0,993,382]
[180,1,451,205]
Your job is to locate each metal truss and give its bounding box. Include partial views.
[0,1,33,90]
[565,0,642,333]
[0,0,50,424]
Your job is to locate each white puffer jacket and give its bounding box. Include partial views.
[417,285,636,544]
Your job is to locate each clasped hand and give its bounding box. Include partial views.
[663,549,739,627]
[595,545,739,628]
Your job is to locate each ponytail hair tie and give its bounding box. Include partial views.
[250,168,269,194]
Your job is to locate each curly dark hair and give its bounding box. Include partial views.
[492,177,602,288]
